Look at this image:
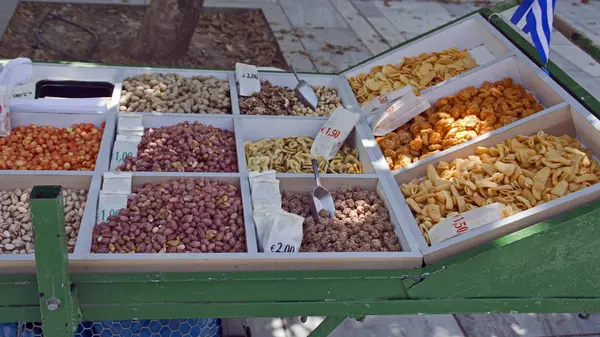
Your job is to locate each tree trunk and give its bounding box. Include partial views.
[132,0,204,61]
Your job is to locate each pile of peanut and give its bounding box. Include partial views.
[120,73,232,114]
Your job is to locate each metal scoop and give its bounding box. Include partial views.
[290,64,318,110]
[309,158,335,220]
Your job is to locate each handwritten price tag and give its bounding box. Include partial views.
[11,83,36,100]
[311,106,359,160]
[118,114,144,135]
[110,135,141,170]
[96,191,128,224]
[428,203,506,244]
[236,62,261,96]
[361,85,413,114]
[270,242,296,253]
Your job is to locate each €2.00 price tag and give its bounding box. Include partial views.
[235,62,261,97]
[110,134,141,170]
[96,191,129,224]
[11,83,36,100]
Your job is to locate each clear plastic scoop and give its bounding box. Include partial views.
[290,64,318,110]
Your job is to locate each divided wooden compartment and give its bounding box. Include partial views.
[390,103,600,263]
[0,173,99,274]
[361,54,566,178]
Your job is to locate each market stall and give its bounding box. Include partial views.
[1,2,600,337]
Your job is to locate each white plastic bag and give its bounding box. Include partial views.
[253,208,278,251]
[428,203,509,244]
[264,210,304,254]
[0,86,10,136]
[311,106,360,160]
[251,179,282,210]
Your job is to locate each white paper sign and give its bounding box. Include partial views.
[361,84,412,114]
[251,179,281,210]
[311,106,360,160]
[428,203,507,245]
[236,62,261,96]
[118,114,144,134]
[110,134,141,170]
[371,95,431,136]
[264,210,304,254]
[96,191,129,224]
[253,208,278,251]
[11,83,36,100]
[249,170,276,190]
[0,86,10,136]
[103,172,133,193]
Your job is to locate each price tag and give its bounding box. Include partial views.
[96,191,128,224]
[118,114,144,135]
[311,106,360,160]
[110,134,141,170]
[360,82,413,114]
[103,172,133,193]
[119,129,144,137]
[264,211,304,254]
[11,83,36,100]
[269,242,297,253]
[428,203,507,244]
[235,62,261,96]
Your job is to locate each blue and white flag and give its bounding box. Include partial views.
[510,0,557,66]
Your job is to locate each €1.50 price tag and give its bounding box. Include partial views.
[235,62,261,97]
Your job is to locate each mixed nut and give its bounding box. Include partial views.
[402,131,600,245]
[282,186,401,252]
[0,188,87,254]
[117,121,238,173]
[347,47,477,106]
[239,81,342,116]
[91,178,246,254]
[120,73,232,114]
[377,78,544,170]
[245,136,362,174]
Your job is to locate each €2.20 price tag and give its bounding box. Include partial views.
[110,134,141,171]
[235,62,261,97]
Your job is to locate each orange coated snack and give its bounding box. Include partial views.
[376,78,544,171]
[0,122,105,170]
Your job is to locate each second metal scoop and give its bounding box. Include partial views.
[290,64,318,110]
[309,158,335,220]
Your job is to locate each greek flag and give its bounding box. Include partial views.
[510,0,556,66]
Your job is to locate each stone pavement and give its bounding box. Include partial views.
[1,0,600,336]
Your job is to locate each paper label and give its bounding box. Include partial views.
[361,84,412,114]
[0,88,10,136]
[110,134,141,170]
[103,172,133,193]
[371,96,431,136]
[428,203,506,244]
[236,62,261,96]
[249,170,276,190]
[11,83,36,100]
[251,179,282,211]
[264,210,304,254]
[253,208,278,251]
[311,106,360,160]
[96,191,129,224]
[118,114,144,134]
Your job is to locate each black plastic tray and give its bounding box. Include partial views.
[35,80,114,99]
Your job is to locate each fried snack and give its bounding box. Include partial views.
[244,136,362,174]
[400,131,600,245]
[347,48,477,106]
[376,78,544,171]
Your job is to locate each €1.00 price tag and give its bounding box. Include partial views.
[102,172,133,194]
[110,135,141,170]
[11,83,36,100]
[96,191,128,224]
[235,62,261,96]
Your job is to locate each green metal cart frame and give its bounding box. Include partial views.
[2,2,600,336]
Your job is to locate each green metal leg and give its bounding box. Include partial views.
[31,186,79,337]
[307,316,346,337]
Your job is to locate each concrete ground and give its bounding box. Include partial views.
[1,0,600,336]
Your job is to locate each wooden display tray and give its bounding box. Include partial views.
[1,13,599,272]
